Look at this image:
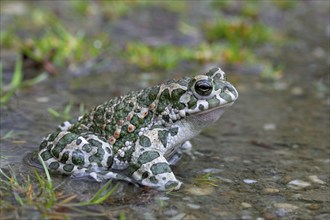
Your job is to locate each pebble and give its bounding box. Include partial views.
[185,185,214,196]
[323,159,330,164]
[241,210,253,219]
[158,196,170,201]
[169,213,186,220]
[315,213,330,220]
[217,176,233,183]
[274,203,298,211]
[273,81,288,90]
[274,203,298,216]
[263,123,276,131]
[292,144,299,149]
[243,179,257,184]
[292,193,303,200]
[263,188,280,194]
[287,179,311,189]
[312,47,326,58]
[201,168,223,174]
[164,207,178,217]
[186,203,200,209]
[241,202,252,208]
[183,214,198,220]
[306,203,320,210]
[263,212,277,220]
[36,97,49,103]
[308,175,326,185]
[224,156,240,162]
[291,86,304,96]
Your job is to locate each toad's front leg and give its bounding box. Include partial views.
[130,147,182,191]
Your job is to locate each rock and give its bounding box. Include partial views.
[186,203,200,209]
[164,207,178,217]
[308,175,326,185]
[185,185,214,196]
[217,176,233,183]
[241,202,252,208]
[263,123,277,131]
[292,193,303,200]
[287,179,311,189]
[36,97,49,103]
[315,213,330,220]
[243,179,257,184]
[201,168,223,174]
[263,212,277,220]
[312,47,326,58]
[291,86,304,96]
[306,203,320,210]
[169,213,186,220]
[273,203,298,216]
[241,210,253,219]
[183,214,198,220]
[263,188,280,194]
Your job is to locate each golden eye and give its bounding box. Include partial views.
[194,79,213,96]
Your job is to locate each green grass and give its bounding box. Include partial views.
[125,42,193,70]
[1,1,285,81]
[0,130,20,141]
[47,102,86,121]
[1,7,108,74]
[0,154,119,219]
[21,24,103,67]
[192,173,219,187]
[0,57,48,107]
[124,41,261,70]
[204,18,272,46]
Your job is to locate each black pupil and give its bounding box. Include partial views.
[195,80,212,96]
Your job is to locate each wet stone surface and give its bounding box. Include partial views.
[0,1,329,219]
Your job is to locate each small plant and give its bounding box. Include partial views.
[125,43,193,70]
[0,130,16,140]
[272,0,296,10]
[48,102,86,121]
[0,154,119,219]
[21,24,102,68]
[260,63,283,81]
[193,173,219,187]
[0,57,47,107]
[204,18,272,46]
[124,42,260,70]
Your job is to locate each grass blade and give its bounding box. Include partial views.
[0,62,3,89]
[33,168,45,189]
[12,56,23,88]
[38,154,52,188]
[88,180,112,204]
[47,108,60,117]
[0,168,11,181]
[90,183,118,204]
[14,192,25,206]
[23,72,48,87]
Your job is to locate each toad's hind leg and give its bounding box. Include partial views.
[39,131,114,178]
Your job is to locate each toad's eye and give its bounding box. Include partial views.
[194,79,213,96]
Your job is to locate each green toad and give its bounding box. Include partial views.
[39,67,238,191]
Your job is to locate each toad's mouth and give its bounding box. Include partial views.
[194,101,235,116]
